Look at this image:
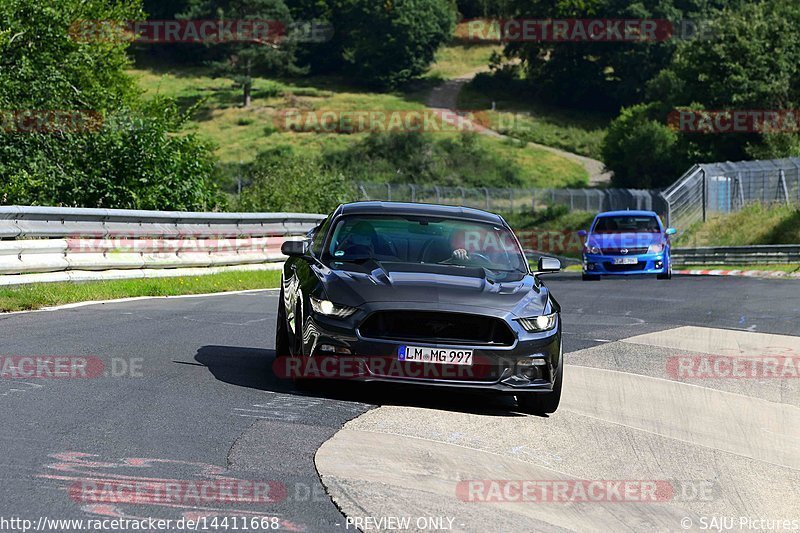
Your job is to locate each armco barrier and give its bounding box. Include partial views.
[672,245,800,266]
[0,207,325,285]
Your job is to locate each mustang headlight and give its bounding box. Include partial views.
[517,313,557,333]
[647,244,664,254]
[310,297,357,318]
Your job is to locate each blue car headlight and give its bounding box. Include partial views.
[647,244,664,254]
[310,297,357,318]
[585,245,601,255]
[517,313,557,333]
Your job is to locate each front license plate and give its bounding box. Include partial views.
[398,346,473,366]
[613,257,639,265]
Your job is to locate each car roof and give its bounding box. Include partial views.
[594,210,659,218]
[338,201,505,225]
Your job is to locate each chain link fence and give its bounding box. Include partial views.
[357,183,665,215]
[662,157,800,231]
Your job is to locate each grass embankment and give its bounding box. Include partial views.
[129,54,588,188]
[0,270,281,313]
[675,204,800,247]
[458,74,609,160]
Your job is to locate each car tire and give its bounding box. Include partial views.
[516,363,562,415]
[582,273,601,281]
[290,301,318,390]
[275,288,290,358]
[657,263,672,280]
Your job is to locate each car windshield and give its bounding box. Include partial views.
[324,215,528,279]
[593,215,661,233]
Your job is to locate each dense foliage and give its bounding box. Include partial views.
[323,132,528,187]
[0,0,223,209]
[289,0,456,87]
[602,0,800,187]
[236,148,353,213]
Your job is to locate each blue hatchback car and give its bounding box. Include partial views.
[578,210,677,281]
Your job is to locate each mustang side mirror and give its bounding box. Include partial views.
[537,257,561,273]
[577,230,588,237]
[281,240,308,257]
[665,228,677,236]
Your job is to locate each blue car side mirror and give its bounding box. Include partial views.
[665,228,677,236]
[577,230,588,237]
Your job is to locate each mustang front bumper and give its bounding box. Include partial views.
[286,303,562,394]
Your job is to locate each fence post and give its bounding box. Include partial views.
[386,183,392,202]
[509,190,514,213]
[701,168,707,222]
[778,169,790,204]
[483,188,490,210]
[410,184,416,203]
[434,186,441,205]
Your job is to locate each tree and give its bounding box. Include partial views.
[0,0,224,210]
[290,0,456,88]
[602,104,684,188]
[501,0,745,110]
[647,0,800,164]
[181,0,302,106]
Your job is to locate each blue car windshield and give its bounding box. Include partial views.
[325,215,528,277]
[593,216,660,233]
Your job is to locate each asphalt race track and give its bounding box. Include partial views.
[0,274,798,532]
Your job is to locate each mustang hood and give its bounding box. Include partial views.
[317,262,550,318]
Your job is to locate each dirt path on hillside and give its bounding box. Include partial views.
[425,70,612,187]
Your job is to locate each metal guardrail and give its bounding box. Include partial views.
[672,245,800,266]
[0,207,325,285]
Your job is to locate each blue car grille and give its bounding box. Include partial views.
[603,247,649,255]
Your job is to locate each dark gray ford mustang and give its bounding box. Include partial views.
[275,201,563,415]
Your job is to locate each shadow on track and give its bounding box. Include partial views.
[194,345,524,417]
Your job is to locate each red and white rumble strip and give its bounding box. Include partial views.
[675,269,800,279]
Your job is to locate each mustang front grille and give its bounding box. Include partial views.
[359,311,515,346]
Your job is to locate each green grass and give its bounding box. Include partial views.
[0,270,281,313]
[425,42,501,80]
[675,204,800,247]
[680,264,800,273]
[458,74,609,160]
